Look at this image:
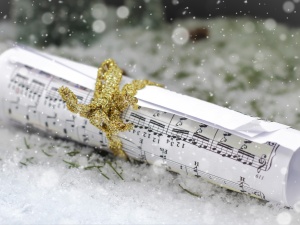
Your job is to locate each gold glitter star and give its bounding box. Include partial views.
[58,59,162,159]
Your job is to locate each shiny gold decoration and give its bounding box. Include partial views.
[58,59,161,159]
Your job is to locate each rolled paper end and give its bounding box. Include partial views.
[58,59,162,159]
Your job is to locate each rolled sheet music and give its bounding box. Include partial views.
[0,46,300,206]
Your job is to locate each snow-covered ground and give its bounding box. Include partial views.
[1,18,300,224]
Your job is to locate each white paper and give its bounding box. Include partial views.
[0,46,299,206]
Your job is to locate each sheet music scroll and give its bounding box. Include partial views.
[0,47,299,206]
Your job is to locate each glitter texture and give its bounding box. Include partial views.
[58,59,161,158]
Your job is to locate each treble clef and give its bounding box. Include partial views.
[257,154,267,173]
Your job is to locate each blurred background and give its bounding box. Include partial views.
[1,0,300,24]
[0,0,300,46]
[2,2,300,224]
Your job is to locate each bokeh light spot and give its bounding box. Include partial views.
[117,6,130,19]
[283,1,295,13]
[276,212,292,225]
[172,27,189,45]
[41,12,54,25]
[92,20,106,33]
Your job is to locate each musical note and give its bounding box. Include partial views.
[45,87,64,109]
[217,142,234,158]
[220,131,232,143]
[267,142,276,147]
[175,117,187,126]
[130,113,146,128]
[153,110,166,117]
[10,74,29,94]
[28,79,45,98]
[238,176,249,193]
[147,120,165,136]
[196,124,208,133]
[26,103,39,123]
[7,98,20,116]
[191,132,209,148]
[233,149,255,165]
[169,128,189,141]
[38,111,64,136]
[193,161,201,177]
[78,120,89,143]
[160,148,168,160]
[224,132,232,137]
[64,115,77,139]
[46,113,57,127]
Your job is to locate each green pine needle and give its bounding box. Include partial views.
[179,184,201,198]
[66,150,80,157]
[42,149,52,157]
[63,160,80,168]
[24,137,30,149]
[84,165,110,180]
[107,162,124,180]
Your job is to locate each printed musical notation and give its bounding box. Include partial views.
[123,109,279,174]
[5,64,107,149]
[120,135,266,200]
[6,65,278,174]
[3,61,280,202]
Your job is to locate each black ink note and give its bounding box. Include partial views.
[233,149,255,165]
[148,120,165,136]
[193,161,201,177]
[196,124,208,133]
[175,117,187,126]
[130,113,146,128]
[171,128,189,141]
[192,132,209,148]
[46,113,57,126]
[29,79,45,97]
[217,142,234,157]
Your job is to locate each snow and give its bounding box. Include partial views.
[1,17,300,224]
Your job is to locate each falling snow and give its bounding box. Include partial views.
[0,13,300,224]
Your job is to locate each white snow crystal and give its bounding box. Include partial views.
[1,16,300,224]
[277,212,292,225]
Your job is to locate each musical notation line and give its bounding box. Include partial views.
[121,140,266,200]
[123,108,278,172]
[147,120,165,136]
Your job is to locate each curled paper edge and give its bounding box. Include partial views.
[6,46,300,152]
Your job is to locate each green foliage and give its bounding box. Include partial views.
[250,100,263,118]
[125,0,164,29]
[11,0,100,46]
[175,71,190,79]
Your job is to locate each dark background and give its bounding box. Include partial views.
[0,0,10,19]
[163,0,300,27]
[1,0,299,26]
